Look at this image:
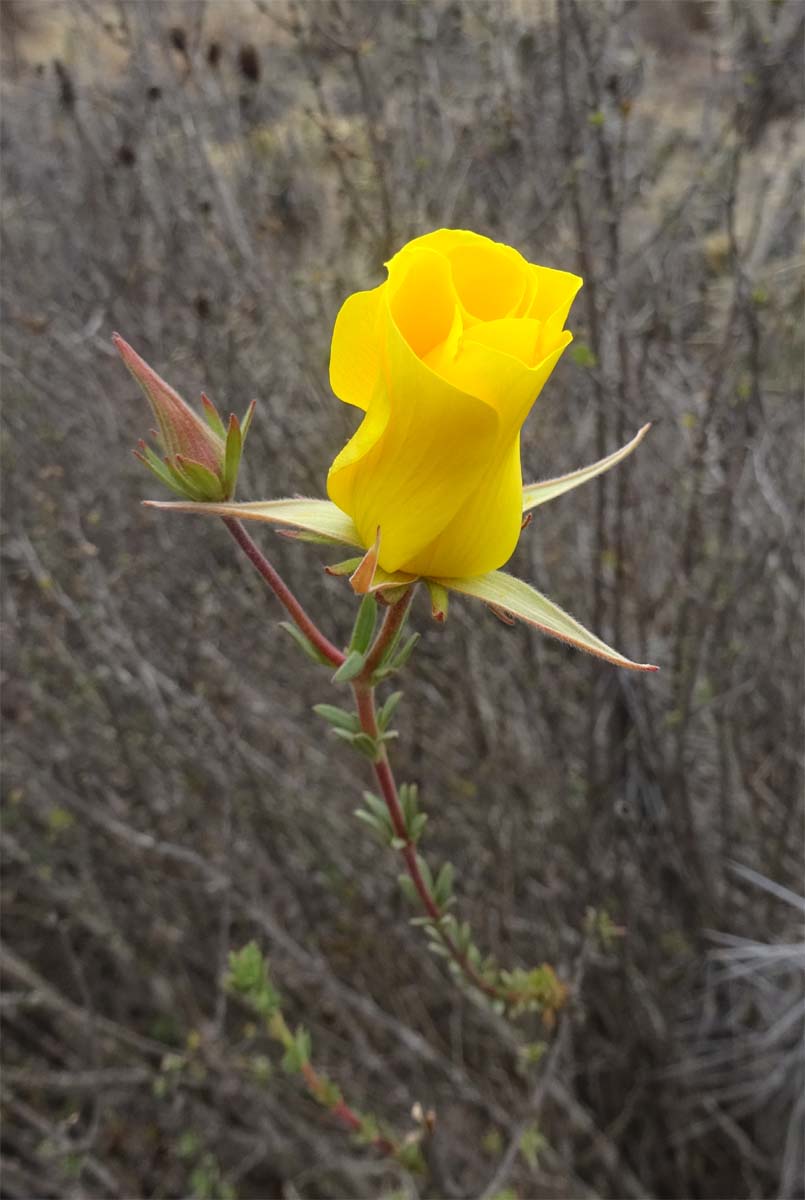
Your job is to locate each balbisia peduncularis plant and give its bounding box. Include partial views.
[115,228,656,1166]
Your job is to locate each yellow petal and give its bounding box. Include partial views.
[327,291,499,574]
[329,284,385,411]
[525,265,583,347]
[446,239,528,321]
[387,246,462,359]
[426,329,572,422]
[461,317,542,367]
[403,436,524,578]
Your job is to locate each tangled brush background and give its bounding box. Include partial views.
[2,2,803,1197]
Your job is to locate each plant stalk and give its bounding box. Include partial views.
[222,517,345,668]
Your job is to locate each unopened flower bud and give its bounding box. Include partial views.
[113,333,254,502]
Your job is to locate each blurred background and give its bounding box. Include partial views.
[2,1,803,1198]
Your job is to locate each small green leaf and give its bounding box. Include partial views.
[361,791,390,823]
[409,812,428,842]
[388,632,420,672]
[434,862,455,907]
[519,1123,547,1168]
[278,622,331,666]
[390,836,408,850]
[352,732,380,759]
[312,704,360,732]
[332,649,366,683]
[281,1026,311,1074]
[415,854,433,893]
[377,690,403,732]
[349,594,378,655]
[354,808,393,842]
[400,782,419,826]
[398,874,418,904]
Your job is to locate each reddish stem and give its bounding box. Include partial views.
[352,675,503,1003]
[299,1061,396,1154]
[222,517,345,668]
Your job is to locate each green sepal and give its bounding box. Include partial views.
[312,704,360,733]
[174,455,225,500]
[240,399,257,442]
[522,424,650,513]
[426,580,449,622]
[201,393,227,438]
[325,557,364,577]
[135,445,193,498]
[377,691,403,732]
[278,622,332,666]
[438,572,658,672]
[223,413,242,498]
[332,649,366,683]
[349,594,378,655]
[163,458,210,502]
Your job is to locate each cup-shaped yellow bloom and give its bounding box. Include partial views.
[326,229,582,578]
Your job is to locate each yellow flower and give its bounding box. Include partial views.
[326,229,582,578]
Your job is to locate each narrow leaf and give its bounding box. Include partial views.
[354,809,391,840]
[278,621,331,666]
[398,875,418,903]
[143,496,363,547]
[349,594,378,654]
[332,649,366,683]
[437,572,658,672]
[434,862,455,907]
[522,425,651,513]
[352,732,380,760]
[312,704,360,732]
[377,690,403,732]
[361,791,391,823]
[390,632,420,671]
